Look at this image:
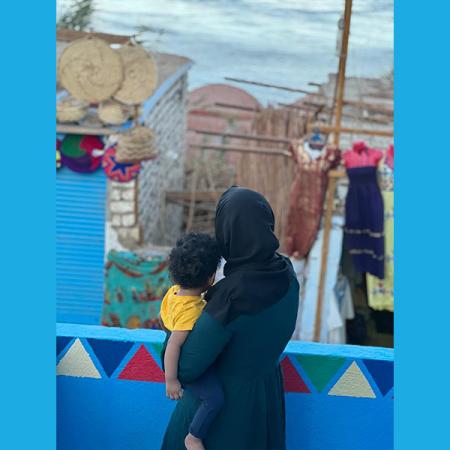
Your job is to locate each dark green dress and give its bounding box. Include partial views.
[161,277,299,450]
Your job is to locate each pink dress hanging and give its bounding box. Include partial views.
[343,141,385,279]
[343,141,383,168]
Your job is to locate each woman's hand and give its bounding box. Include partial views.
[166,379,183,400]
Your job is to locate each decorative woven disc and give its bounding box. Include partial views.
[113,45,158,105]
[58,37,124,103]
[60,135,104,174]
[102,147,141,182]
[56,96,89,123]
[116,126,157,162]
[98,100,133,125]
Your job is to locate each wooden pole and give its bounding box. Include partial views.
[289,105,391,125]
[56,124,120,136]
[189,143,291,157]
[333,0,353,146]
[213,102,261,113]
[190,129,291,145]
[341,99,393,115]
[313,176,337,342]
[188,109,255,121]
[57,28,131,44]
[313,0,352,343]
[307,123,393,137]
[224,77,320,96]
[278,103,321,113]
[304,99,393,116]
[223,76,392,114]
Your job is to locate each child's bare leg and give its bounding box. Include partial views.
[185,433,205,450]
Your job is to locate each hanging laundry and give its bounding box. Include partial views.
[285,143,341,259]
[101,250,172,329]
[343,141,385,279]
[308,131,325,150]
[327,275,355,344]
[291,215,344,342]
[290,258,307,341]
[385,144,394,170]
[366,145,394,311]
[214,258,226,283]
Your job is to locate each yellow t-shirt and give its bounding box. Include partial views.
[160,285,206,331]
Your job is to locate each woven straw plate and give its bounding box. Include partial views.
[113,45,158,105]
[116,126,157,162]
[57,96,89,123]
[98,100,133,125]
[58,37,124,103]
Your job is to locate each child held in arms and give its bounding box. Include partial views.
[159,233,223,450]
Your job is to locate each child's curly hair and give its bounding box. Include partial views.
[168,233,221,289]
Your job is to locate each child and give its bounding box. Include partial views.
[159,233,223,450]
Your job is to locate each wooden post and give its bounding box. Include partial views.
[190,129,292,145]
[189,143,291,157]
[313,0,352,342]
[314,175,337,342]
[333,0,353,146]
[307,123,393,137]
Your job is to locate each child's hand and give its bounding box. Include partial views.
[166,379,183,400]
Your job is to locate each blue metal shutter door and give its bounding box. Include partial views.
[56,168,106,324]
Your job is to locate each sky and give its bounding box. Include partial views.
[57,0,393,104]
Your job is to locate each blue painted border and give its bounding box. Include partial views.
[57,337,76,364]
[80,338,108,379]
[57,323,393,362]
[2,2,55,449]
[396,1,449,448]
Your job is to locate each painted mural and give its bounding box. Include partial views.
[101,250,171,329]
[57,336,393,399]
[57,325,393,450]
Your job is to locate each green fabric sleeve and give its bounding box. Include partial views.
[178,311,232,384]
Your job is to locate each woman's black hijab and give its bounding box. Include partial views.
[205,186,293,324]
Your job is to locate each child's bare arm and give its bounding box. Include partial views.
[164,330,189,400]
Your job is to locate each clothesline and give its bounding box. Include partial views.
[307,123,393,138]
[189,143,291,157]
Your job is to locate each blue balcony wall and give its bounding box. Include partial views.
[57,323,393,450]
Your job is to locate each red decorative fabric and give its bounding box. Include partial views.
[79,135,104,155]
[284,144,341,259]
[386,144,394,170]
[343,141,383,168]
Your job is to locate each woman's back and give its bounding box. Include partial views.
[161,276,299,450]
[217,278,298,379]
[161,187,299,450]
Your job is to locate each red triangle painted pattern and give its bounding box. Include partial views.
[281,357,310,393]
[118,344,165,382]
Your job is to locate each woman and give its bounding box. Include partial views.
[161,187,299,450]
